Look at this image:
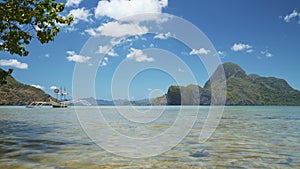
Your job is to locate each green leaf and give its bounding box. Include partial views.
[0,0,73,56]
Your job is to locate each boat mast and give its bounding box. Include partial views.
[63,87,67,101]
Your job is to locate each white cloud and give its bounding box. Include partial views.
[154,32,172,39]
[69,8,92,24]
[98,57,109,67]
[246,49,254,53]
[129,14,171,23]
[261,50,273,58]
[108,50,118,57]
[98,46,109,54]
[283,10,300,23]
[50,86,58,90]
[110,37,125,46]
[215,51,226,58]
[66,0,82,7]
[0,59,28,69]
[100,61,107,67]
[44,54,50,58]
[95,0,168,20]
[66,51,91,63]
[84,28,97,36]
[178,68,185,72]
[231,43,252,52]
[97,46,118,57]
[86,22,149,37]
[126,48,155,62]
[218,51,225,56]
[190,48,211,55]
[31,84,44,90]
[150,43,155,48]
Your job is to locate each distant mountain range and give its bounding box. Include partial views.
[74,97,150,106]
[152,62,300,106]
[1,62,300,106]
[0,69,53,105]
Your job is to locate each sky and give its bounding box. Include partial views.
[1,0,300,100]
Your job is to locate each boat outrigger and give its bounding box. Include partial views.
[25,101,51,108]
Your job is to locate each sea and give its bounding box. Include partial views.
[0,106,299,169]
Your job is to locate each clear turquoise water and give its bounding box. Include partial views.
[0,106,299,168]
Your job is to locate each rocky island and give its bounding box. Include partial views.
[152,62,300,106]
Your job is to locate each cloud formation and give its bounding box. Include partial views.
[50,86,58,90]
[246,49,254,53]
[283,10,300,23]
[261,50,273,58]
[231,43,252,52]
[66,0,82,7]
[84,28,97,36]
[100,61,107,67]
[97,45,118,57]
[95,0,168,19]
[69,8,92,24]
[190,48,211,55]
[31,84,44,90]
[85,22,148,37]
[215,51,226,58]
[154,32,172,39]
[0,59,28,69]
[66,51,91,63]
[178,68,185,72]
[126,48,155,62]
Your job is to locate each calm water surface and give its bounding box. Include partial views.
[0,106,299,168]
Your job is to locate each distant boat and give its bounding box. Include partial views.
[25,87,90,108]
[51,87,69,108]
[25,100,68,108]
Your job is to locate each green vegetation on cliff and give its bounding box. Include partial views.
[0,69,52,105]
[166,84,211,105]
[152,62,300,106]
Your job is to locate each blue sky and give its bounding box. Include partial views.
[1,0,300,100]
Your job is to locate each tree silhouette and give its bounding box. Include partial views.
[0,0,73,84]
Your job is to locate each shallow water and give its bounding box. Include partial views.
[0,106,299,168]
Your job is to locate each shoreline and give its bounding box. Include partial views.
[1,105,300,107]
